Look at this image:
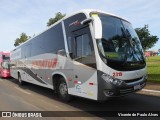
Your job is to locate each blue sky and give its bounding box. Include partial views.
[0,0,160,51]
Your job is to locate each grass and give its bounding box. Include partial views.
[146,56,160,82]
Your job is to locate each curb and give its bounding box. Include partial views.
[142,89,160,93]
[139,89,160,96]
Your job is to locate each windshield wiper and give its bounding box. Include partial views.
[120,28,130,65]
[132,38,145,62]
[124,29,145,63]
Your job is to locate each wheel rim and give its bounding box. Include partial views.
[59,82,67,97]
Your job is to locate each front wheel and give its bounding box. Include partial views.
[58,78,71,102]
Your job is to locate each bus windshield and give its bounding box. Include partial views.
[2,62,10,69]
[3,56,10,62]
[96,14,145,70]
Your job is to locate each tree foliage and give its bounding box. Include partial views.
[47,12,66,27]
[13,12,65,47]
[135,25,159,50]
[14,33,30,47]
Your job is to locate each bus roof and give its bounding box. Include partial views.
[70,9,129,22]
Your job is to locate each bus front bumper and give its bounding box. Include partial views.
[97,71,147,101]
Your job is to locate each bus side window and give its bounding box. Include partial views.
[25,44,32,58]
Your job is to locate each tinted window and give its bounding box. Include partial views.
[97,14,130,61]
[2,55,10,62]
[25,44,31,58]
[74,34,92,59]
[67,36,72,53]
[83,34,92,56]
[76,36,82,58]
[96,14,145,71]
[101,15,124,40]
[31,23,65,56]
[64,13,87,37]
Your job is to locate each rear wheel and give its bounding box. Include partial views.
[58,78,71,102]
[18,73,25,85]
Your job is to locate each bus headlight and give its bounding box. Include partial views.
[101,73,123,86]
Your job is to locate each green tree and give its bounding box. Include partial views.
[47,12,66,27]
[135,25,159,50]
[14,33,30,47]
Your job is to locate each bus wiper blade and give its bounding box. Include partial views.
[131,38,145,63]
[124,29,144,63]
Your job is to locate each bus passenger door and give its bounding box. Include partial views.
[69,27,97,100]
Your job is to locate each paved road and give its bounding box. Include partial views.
[0,78,160,120]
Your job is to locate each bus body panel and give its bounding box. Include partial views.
[10,9,147,101]
[11,12,99,100]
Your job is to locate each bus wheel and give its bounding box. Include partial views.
[58,78,71,102]
[18,73,24,85]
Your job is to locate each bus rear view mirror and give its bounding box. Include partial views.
[92,15,102,39]
[81,18,93,25]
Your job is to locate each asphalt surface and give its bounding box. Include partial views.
[0,78,160,120]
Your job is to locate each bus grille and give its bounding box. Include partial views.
[120,83,145,94]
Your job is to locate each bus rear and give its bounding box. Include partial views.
[0,51,10,78]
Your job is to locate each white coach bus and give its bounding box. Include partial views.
[10,9,147,101]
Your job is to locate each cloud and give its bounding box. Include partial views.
[0,0,159,51]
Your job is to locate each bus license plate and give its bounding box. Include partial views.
[134,84,141,90]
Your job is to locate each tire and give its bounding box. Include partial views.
[18,73,25,85]
[58,77,71,102]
